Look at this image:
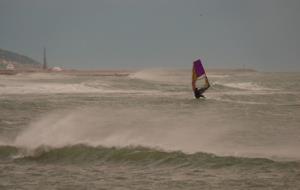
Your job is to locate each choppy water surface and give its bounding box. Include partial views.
[0,70,300,189]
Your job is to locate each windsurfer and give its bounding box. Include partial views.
[193,76,210,99]
[192,59,210,99]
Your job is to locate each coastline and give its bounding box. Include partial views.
[0,69,132,76]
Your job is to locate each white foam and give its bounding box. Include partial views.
[208,74,229,78]
[0,82,102,94]
[208,96,269,105]
[129,69,190,84]
[0,77,162,95]
[216,82,276,91]
[0,83,164,95]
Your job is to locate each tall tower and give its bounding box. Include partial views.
[43,47,47,70]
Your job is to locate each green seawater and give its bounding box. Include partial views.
[0,70,300,189]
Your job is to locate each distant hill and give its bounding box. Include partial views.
[0,48,42,70]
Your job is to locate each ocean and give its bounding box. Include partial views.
[0,69,300,189]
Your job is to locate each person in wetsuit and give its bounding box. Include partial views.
[193,76,210,99]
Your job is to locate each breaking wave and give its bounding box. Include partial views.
[215,82,276,91]
[2,144,298,169]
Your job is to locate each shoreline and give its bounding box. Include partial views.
[0,69,132,76]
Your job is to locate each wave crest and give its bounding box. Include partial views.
[1,144,295,169]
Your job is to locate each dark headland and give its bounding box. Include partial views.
[0,48,130,76]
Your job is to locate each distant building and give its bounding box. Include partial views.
[50,66,63,72]
[6,63,15,70]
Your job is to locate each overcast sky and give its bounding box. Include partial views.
[0,0,299,71]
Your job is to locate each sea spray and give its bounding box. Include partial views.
[14,107,232,154]
[1,70,300,189]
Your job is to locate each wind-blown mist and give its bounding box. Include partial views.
[1,70,300,189]
[14,107,232,154]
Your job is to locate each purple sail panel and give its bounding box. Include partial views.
[193,59,205,77]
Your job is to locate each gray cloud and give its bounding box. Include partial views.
[0,0,299,71]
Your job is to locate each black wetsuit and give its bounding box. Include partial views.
[194,85,210,99]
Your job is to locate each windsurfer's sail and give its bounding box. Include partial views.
[193,59,206,79]
[192,59,210,98]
